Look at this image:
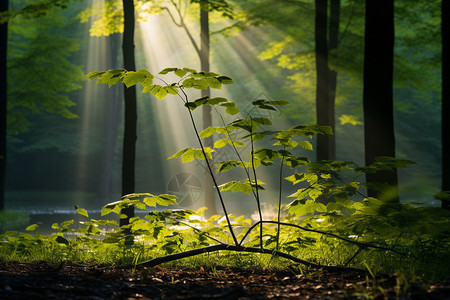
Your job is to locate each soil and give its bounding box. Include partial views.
[0,261,448,299]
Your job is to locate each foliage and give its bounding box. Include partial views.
[0,0,71,23]
[7,0,85,135]
[1,67,448,279]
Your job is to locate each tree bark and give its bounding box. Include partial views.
[315,0,333,161]
[0,0,8,211]
[442,0,449,209]
[363,0,398,202]
[200,4,216,216]
[120,0,137,226]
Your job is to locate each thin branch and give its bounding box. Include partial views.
[184,94,239,246]
[212,105,259,202]
[161,7,182,27]
[248,118,263,249]
[138,244,367,273]
[240,220,415,259]
[344,246,363,266]
[171,1,201,57]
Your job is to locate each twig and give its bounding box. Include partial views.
[249,117,263,250]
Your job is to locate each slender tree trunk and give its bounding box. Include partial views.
[327,0,340,159]
[97,33,122,206]
[442,0,449,209]
[0,0,8,211]
[315,0,332,161]
[120,0,137,226]
[200,4,216,216]
[363,0,398,202]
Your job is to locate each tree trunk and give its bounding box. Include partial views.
[120,0,137,226]
[315,0,333,161]
[442,0,449,209]
[200,4,217,216]
[0,0,8,211]
[327,0,340,159]
[363,0,398,202]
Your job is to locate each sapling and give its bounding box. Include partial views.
[87,67,428,271]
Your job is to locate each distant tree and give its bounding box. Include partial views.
[442,0,449,209]
[0,0,8,211]
[315,0,340,161]
[120,0,137,227]
[199,2,216,215]
[363,0,398,202]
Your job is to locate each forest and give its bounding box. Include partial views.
[0,0,449,299]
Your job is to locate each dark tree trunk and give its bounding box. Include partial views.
[327,0,340,158]
[442,0,449,209]
[200,5,216,216]
[0,0,8,211]
[363,0,398,202]
[315,0,333,161]
[120,0,137,226]
[97,33,122,206]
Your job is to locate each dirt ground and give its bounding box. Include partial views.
[0,261,448,299]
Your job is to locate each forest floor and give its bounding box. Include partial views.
[0,261,449,299]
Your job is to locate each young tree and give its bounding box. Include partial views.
[120,0,137,226]
[362,0,398,202]
[442,0,449,209]
[315,0,340,162]
[0,0,8,211]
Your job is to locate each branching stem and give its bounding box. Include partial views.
[138,244,367,273]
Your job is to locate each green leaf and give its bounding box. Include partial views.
[87,71,105,80]
[182,148,196,163]
[298,141,313,151]
[123,69,153,88]
[25,224,38,231]
[217,160,248,172]
[76,207,89,218]
[220,102,240,115]
[101,207,113,216]
[61,220,74,227]
[214,138,228,148]
[174,68,188,78]
[159,67,178,74]
[152,85,168,100]
[208,97,228,105]
[252,117,272,126]
[199,127,217,138]
[55,236,69,245]
[168,147,191,160]
[216,75,233,84]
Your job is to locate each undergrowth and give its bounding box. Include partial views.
[1,68,449,287]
